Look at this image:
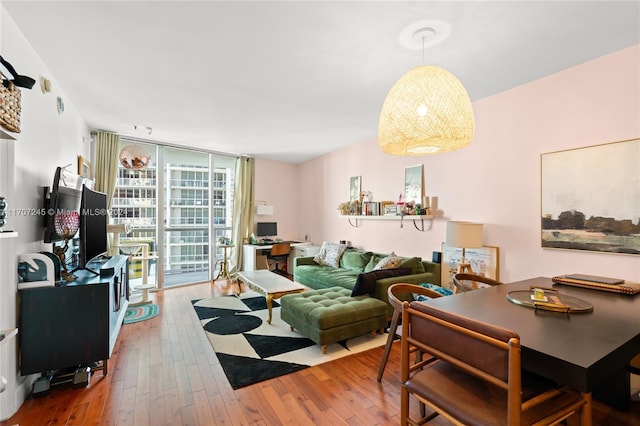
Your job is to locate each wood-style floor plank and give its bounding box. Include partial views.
[2,279,639,426]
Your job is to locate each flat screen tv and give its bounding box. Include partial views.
[77,184,109,273]
[256,222,277,238]
[43,166,82,243]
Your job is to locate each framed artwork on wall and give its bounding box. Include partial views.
[404,164,423,204]
[78,155,91,179]
[541,138,640,255]
[440,243,499,290]
[350,176,361,202]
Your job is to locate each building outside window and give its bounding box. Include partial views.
[111,140,235,288]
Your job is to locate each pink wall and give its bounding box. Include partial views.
[289,45,640,283]
[253,158,302,241]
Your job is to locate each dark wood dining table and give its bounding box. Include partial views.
[424,277,640,411]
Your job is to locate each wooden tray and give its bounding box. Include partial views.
[506,289,593,313]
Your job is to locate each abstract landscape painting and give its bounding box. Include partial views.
[540,138,640,255]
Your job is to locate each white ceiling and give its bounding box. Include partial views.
[3,1,639,163]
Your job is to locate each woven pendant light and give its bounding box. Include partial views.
[378,65,474,156]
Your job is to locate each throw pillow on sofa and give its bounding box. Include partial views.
[364,254,384,272]
[313,241,347,268]
[373,255,403,270]
[351,267,412,296]
[398,256,425,274]
[340,249,372,272]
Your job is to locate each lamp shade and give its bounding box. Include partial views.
[446,221,483,248]
[378,65,474,156]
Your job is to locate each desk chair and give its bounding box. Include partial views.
[452,272,503,293]
[400,300,591,425]
[377,283,447,382]
[267,242,291,276]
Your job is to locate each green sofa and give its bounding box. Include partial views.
[294,248,442,316]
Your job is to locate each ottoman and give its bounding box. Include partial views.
[280,287,388,353]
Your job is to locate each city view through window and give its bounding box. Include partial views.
[111,141,236,287]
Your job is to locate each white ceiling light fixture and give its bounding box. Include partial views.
[134,125,152,135]
[379,20,474,156]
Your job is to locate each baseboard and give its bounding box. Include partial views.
[0,372,35,421]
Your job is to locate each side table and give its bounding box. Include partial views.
[214,244,234,281]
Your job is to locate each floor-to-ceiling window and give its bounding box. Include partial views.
[110,139,236,288]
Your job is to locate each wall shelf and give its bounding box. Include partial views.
[339,214,434,231]
[339,214,433,221]
[0,231,18,239]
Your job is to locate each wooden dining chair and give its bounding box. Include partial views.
[452,272,503,293]
[376,283,449,382]
[400,300,591,425]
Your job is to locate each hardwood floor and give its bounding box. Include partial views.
[3,280,639,425]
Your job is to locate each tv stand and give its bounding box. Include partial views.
[71,265,99,276]
[19,255,129,395]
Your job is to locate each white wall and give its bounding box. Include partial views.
[0,7,90,419]
[295,45,640,285]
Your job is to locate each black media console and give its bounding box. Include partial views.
[19,255,129,396]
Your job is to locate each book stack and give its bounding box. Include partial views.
[552,274,640,295]
[362,201,381,216]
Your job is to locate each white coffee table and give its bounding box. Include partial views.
[236,270,307,324]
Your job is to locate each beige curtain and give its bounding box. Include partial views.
[94,131,120,208]
[94,130,120,254]
[229,156,255,275]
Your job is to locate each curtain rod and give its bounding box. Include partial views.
[90,129,244,159]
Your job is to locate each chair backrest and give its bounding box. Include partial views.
[270,242,291,257]
[401,300,589,425]
[403,301,520,399]
[452,272,503,293]
[388,283,446,312]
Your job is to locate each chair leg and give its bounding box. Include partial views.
[377,309,401,382]
[401,386,410,425]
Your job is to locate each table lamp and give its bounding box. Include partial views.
[53,210,80,282]
[446,221,483,274]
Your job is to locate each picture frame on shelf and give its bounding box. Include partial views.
[440,243,499,290]
[382,202,397,216]
[404,164,423,204]
[349,176,361,202]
